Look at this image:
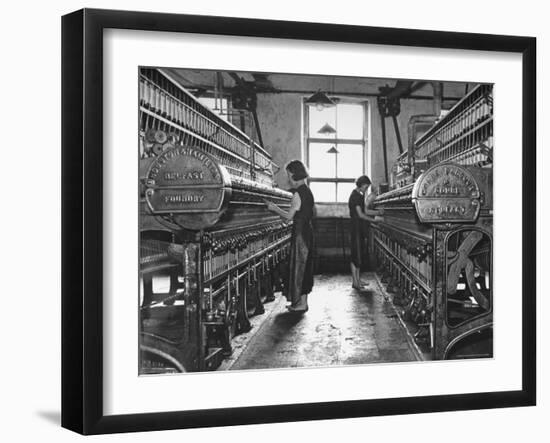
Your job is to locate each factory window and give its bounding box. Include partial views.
[305,100,369,203]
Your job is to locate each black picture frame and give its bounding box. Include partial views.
[61,8,536,435]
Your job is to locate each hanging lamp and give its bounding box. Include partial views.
[305,89,336,110]
[317,122,337,135]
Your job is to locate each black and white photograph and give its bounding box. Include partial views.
[1,0,544,440]
[138,67,493,374]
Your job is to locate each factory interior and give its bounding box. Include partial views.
[139,67,493,374]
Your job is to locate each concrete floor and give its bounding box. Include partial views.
[223,272,421,371]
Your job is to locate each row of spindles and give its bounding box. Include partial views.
[140,77,253,159]
[427,120,493,166]
[139,80,273,184]
[416,86,493,165]
[375,229,432,287]
[140,70,248,149]
[374,232,432,336]
[139,72,273,175]
[202,226,292,280]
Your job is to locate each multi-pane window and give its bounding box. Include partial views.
[305,100,369,202]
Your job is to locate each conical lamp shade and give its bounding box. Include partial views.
[305,90,336,108]
[327,146,339,154]
[318,123,337,135]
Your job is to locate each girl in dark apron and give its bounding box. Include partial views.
[265,160,314,313]
[348,175,382,290]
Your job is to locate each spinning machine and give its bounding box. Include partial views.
[371,84,493,359]
[138,68,293,373]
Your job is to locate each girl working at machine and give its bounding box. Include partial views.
[265,160,314,313]
[348,175,383,290]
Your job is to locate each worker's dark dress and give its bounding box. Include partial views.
[348,189,366,268]
[286,184,315,306]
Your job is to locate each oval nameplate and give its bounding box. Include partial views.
[145,146,231,229]
[412,164,481,223]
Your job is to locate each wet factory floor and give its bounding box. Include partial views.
[220,272,422,371]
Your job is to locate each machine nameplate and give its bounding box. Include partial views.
[145,146,232,227]
[413,164,481,223]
